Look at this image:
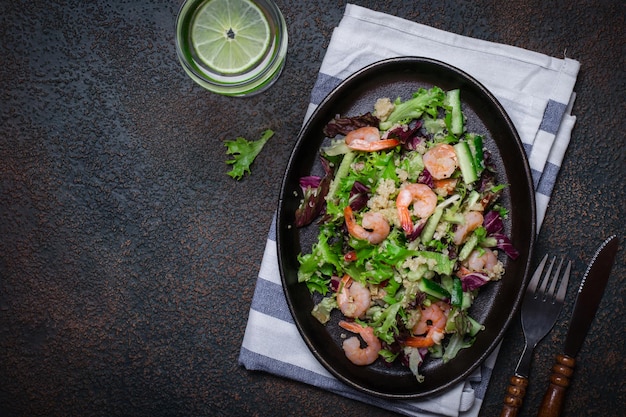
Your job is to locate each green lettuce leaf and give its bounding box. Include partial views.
[225,129,274,180]
[379,87,446,131]
[297,225,343,288]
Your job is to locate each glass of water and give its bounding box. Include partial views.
[175,0,288,97]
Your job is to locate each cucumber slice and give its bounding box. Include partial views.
[471,134,484,174]
[454,141,479,184]
[458,232,479,261]
[445,89,464,136]
[418,278,451,300]
[421,208,443,244]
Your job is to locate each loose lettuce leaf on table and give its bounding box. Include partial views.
[225,129,274,180]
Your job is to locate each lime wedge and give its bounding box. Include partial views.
[191,0,271,75]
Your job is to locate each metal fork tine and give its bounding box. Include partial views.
[547,258,564,299]
[538,256,556,295]
[527,254,549,293]
[555,260,571,303]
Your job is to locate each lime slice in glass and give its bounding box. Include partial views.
[191,0,271,75]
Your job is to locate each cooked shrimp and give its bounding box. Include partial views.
[406,301,449,348]
[467,248,498,272]
[453,211,484,245]
[338,320,382,365]
[405,328,445,348]
[423,143,458,180]
[396,183,438,234]
[412,301,450,335]
[344,206,390,245]
[433,178,458,196]
[345,126,399,152]
[336,274,371,319]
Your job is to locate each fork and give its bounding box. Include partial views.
[499,254,571,417]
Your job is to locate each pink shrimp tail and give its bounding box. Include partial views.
[338,320,363,334]
[344,205,356,228]
[398,207,414,234]
[405,328,444,348]
[347,138,399,151]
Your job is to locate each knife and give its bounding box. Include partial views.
[537,235,619,417]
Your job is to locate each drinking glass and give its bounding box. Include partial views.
[175,0,288,97]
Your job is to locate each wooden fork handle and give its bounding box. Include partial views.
[537,354,576,417]
[499,375,529,417]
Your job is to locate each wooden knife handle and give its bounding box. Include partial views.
[499,375,529,417]
[537,354,576,417]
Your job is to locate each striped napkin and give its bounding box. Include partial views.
[239,4,579,416]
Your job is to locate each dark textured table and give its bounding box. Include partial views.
[1,1,624,416]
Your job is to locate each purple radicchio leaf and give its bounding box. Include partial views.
[418,168,435,189]
[461,272,490,291]
[492,232,520,260]
[478,150,499,193]
[483,149,495,171]
[483,210,504,234]
[483,211,519,259]
[406,219,427,242]
[322,112,380,138]
[388,121,424,150]
[294,180,329,227]
[294,169,332,228]
[349,181,370,211]
[477,178,503,211]
[478,171,496,193]
[399,346,428,368]
[294,157,335,227]
[404,135,426,151]
[299,175,321,190]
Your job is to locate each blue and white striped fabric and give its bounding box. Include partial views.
[239,4,579,416]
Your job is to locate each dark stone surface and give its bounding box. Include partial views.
[1,0,623,416]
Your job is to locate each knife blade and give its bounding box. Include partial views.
[537,235,619,417]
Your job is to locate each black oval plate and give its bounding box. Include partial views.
[277,57,536,399]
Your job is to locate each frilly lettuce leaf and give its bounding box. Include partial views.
[225,129,273,180]
[379,87,446,131]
